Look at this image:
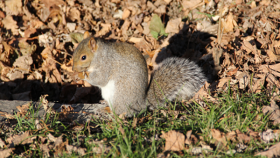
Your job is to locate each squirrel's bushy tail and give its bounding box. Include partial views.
[147,57,206,108]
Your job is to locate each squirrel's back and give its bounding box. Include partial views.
[147,57,206,108]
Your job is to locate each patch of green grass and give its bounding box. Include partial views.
[1,90,277,157]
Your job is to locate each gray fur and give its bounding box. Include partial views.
[73,38,206,116]
[84,39,148,116]
[147,57,206,109]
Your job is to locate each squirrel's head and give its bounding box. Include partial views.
[72,31,98,73]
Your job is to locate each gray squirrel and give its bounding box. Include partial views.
[72,32,206,116]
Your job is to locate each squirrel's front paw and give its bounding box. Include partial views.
[77,71,89,80]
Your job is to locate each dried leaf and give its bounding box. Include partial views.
[9,131,34,147]
[154,5,166,14]
[39,144,50,157]
[122,8,131,19]
[13,55,33,73]
[2,15,18,35]
[47,133,57,142]
[263,99,280,125]
[259,129,279,143]
[226,67,238,76]
[98,23,111,36]
[0,138,6,148]
[211,129,227,145]
[6,70,24,81]
[256,142,280,158]
[161,130,185,151]
[267,44,278,62]
[128,37,142,44]
[185,130,198,145]
[41,0,66,9]
[252,74,265,93]
[67,7,81,22]
[226,131,237,142]
[66,145,86,156]
[181,0,203,10]
[266,74,280,89]
[221,12,237,33]
[236,72,249,90]
[5,0,23,15]
[165,18,181,34]
[0,148,13,158]
[217,77,231,88]
[235,129,251,143]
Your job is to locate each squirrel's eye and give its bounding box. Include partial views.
[81,55,86,60]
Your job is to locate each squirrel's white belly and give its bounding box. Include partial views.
[101,80,115,108]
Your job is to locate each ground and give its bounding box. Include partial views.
[0,0,280,157]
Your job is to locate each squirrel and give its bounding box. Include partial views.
[72,32,206,116]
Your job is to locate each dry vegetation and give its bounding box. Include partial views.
[0,0,280,157]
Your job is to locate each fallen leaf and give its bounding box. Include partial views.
[88,140,112,154]
[165,18,182,34]
[247,128,259,139]
[256,142,280,158]
[268,63,280,77]
[0,138,6,148]
[236,72,249,90]
[47,133,57,142]
[121,20,131,36]
[5,0,23,15]
[41,0,66,9]
[128,37,142,44]
[66,145,86,156]
[39,144,50,157]
[6,69,24,81]
[217,77,231,89]
[122,8,131,19]
[0,148,13,158]
[266,74,280,89]
[267,44,278,62]
[18,40,37,55]
[70,32,84,44]
[196,19,218,35]
[2,15,18,35]
[154,5,166,14]
[226,67,238,76]
[67,7,81,22]
[194,81,217,102]
[24,26,37,38]
[236,129,251,143]
[262,99,280,125]
[161,130,185,151]
[16,102,31,116]
[0,10,5,18]
[13,54,33,73]
[260,0,271,6]
[8,131,34,147]
[211,129,227,145]
[226,131,237,142]
[54,135,63,148]
[185,130,198,145]
[223,13,237,33]
[181,0,203,10]
[259,129,279,143]
[149,14,167,39]
[252,74,265,93]
[98,23,111,36]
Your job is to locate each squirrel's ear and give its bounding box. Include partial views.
[83,31,90,39]
[89,37,98,51]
